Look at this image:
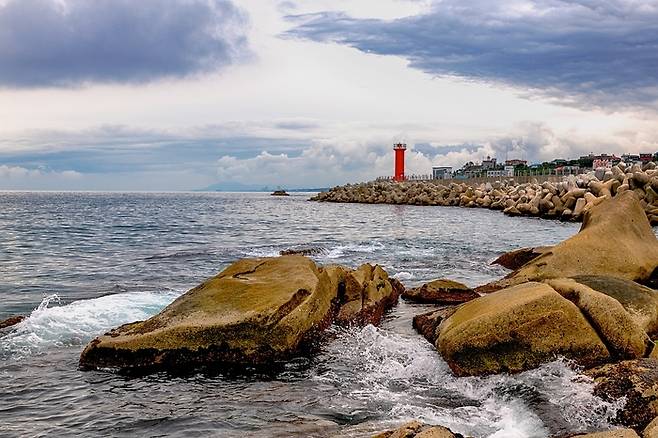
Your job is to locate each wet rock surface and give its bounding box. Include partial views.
[402,279,479,304]
[372,420,467,438]
[587,359,658,431]
[0,315,25,331]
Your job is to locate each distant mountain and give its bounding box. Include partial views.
[197,181,328,192]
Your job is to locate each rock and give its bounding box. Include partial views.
[0,315,25,330]
[644,417,658,438]
[491,246,553,271]
[436,282,610,376]
[271,190,290,196]
[482,192,658,291]
[570,275,658,338]
[372,420,465,438]
[334,263,403,325]
[413,307,457,344]
[280,247,324,256]
[79,256,400,373]
[567,430,640,438]
[546,278,649,359]
[402,279,479,304]
[587,359,658,430]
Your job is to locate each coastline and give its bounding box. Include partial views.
[311,163,658,226]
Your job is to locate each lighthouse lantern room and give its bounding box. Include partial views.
[393,143,407,181]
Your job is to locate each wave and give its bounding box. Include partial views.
[316,325,623,438]
[0,290,181,361]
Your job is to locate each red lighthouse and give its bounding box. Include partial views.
[393,142,407,181]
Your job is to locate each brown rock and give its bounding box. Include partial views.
[566,430,640,438]
[587,359,658,430]
[413,307,457,344]
[402,279,478,304]
[372,420,465,438]
[546,278,649,359]
[570,275,658,338]
[644,417,658,438]
[0,315,25,330]
[437,282,610,377]
[482,192,658,291]
[79,256,400,373]
[492,246,553,271]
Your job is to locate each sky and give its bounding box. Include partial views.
[0,0,657,191]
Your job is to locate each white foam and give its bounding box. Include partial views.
[1,290,181,360]
[244,247,280,258]
[392,271,414,280]
[317,325,622,438]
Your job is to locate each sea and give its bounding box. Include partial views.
[0,191,631,437]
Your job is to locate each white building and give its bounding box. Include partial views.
[432,166,453,180]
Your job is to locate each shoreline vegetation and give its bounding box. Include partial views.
[310,162,658,226]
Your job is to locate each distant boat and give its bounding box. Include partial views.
[271,190,290,196]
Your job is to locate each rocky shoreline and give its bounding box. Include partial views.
[311,162,658,226]
[70,190,658,437]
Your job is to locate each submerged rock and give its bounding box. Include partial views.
[587,359,658,431]
[481,192,658,292]
[437,282,610,377]
[372,420,466,438]
[402,279,479,304]
[79,256,400,373]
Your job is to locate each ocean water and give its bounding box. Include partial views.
[0,191,627,437]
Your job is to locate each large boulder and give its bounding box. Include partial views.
[436,282,610,376]
[480,192,658,292]
[80,256,400,373]
[402,279,479,304]
[587,359,658,431]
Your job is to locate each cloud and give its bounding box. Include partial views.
[286,0,658,109]
[0,0,249,87]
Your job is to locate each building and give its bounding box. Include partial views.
[505,159,527,167]
[504,165,515,177]
[432,166,453,180]
[487,170,506,177]
[640,153,653,163]
[482,156,497,169]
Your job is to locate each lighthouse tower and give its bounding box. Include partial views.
[393,143,407,181]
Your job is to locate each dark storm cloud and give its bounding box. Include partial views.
[0,0,249,87]
[286,0,658,109]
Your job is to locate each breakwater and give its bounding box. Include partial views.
[311,162,658,225]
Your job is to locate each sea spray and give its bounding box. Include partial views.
[1,290,181,361]
[315,324,624,438]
